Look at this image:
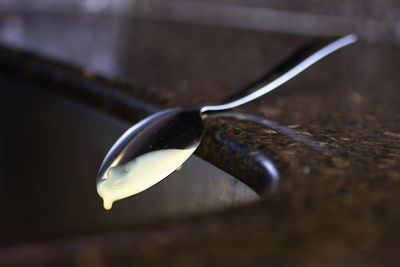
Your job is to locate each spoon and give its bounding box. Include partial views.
[97,34,357,210]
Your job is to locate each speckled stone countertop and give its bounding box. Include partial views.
[1,19,400,266]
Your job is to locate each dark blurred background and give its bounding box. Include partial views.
[1,0,399,106]
[1,0,399,83]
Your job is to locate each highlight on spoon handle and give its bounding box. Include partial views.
[200,34,357,113]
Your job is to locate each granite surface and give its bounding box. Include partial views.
[1,19,400,266]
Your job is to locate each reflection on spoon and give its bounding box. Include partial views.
[97,34,357,210]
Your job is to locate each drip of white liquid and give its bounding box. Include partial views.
[97,147,197,210]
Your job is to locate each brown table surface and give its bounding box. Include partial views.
[1,19,400,266]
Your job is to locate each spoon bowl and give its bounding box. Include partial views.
[97,107,204,209]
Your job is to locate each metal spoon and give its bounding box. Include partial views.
[97,34,357,210]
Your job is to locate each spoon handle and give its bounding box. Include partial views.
[200,34,357,113]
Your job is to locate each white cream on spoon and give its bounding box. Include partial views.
[97,35,357,209]
[97,147,196,210]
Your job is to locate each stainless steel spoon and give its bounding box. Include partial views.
[97,34,357,210]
